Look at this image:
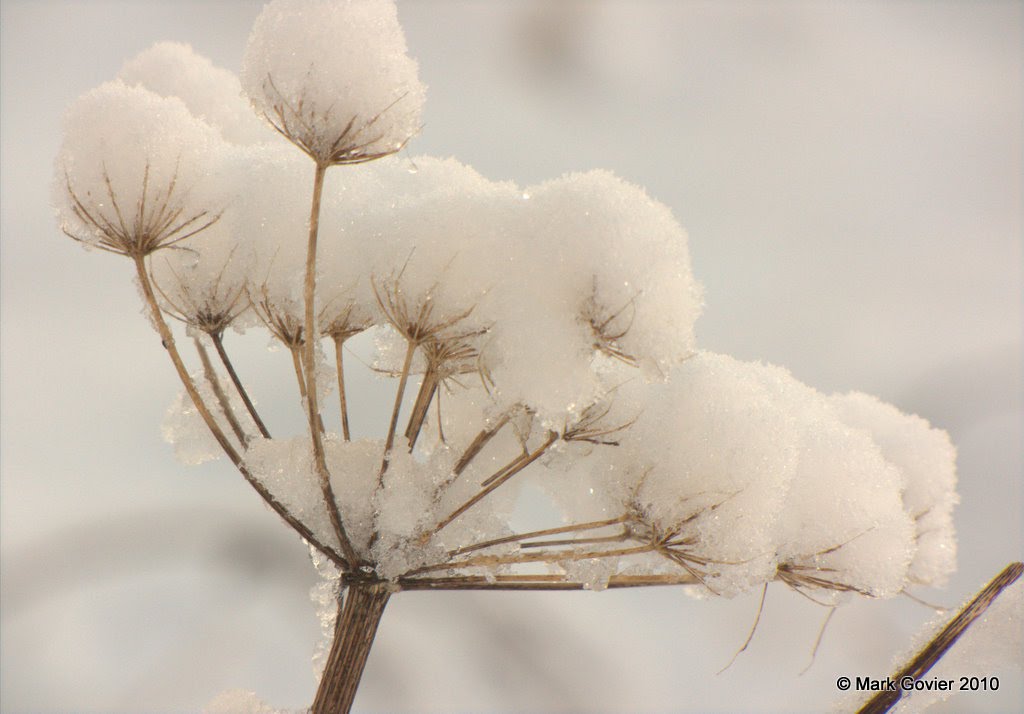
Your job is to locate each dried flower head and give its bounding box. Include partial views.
[55,81,224,259]
[241,0,425,166]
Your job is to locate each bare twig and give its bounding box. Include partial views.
[718,583,769,674]
[404,364,439,451]
[408,542,654,578]
[404,335,482,450]
[288,345,324,434]
[333,335,352,441]
[520,531,631,549]
[321,303,369,443]
[453,412,511,476]
[398,573,701,591]
[378,338,417,483]
[301,161,360,567]
[858,561,1023,714]
[211,332,270,439]
[799,605,837,676]
[451,516,628,557]
[194,336,248,446]
[431,431,558,537]
[133,255,348,569]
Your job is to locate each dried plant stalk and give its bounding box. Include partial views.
[451,516,628,556]
[333,335,353,441]
[301,162,359,567]
[858,561,1023,714]
[378,339,417,483]
[211,332,271,439]
[431,431,558,536]
[312,582,392,714]
[453,412,511,475]
[194,337,248,446]
[398,573,701,591]
[133,255,346,567]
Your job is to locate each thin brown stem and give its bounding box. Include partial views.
[378,338,416,483]
[431,432,558,537]
[409,542,654,577]
[453,413,511,476]
[134,255,240,465]
[290,346,310,404]
[718,582,769,674]
[479,447,530,488]
[132,255,348,569]
[404,365,439,451]
[333,335,352,441]
[858,561,1023,714]
[302,161,359,567]
[211,332,270,439]
[194,337,248,446]
[399,573,700,591]
[290,345,327,434]
[520,531,631,549]
[451,516,628,556]
[799,604,837,676]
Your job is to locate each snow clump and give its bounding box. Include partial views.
[241,0,425,165]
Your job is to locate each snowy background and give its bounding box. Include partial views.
[1,1,1021,712]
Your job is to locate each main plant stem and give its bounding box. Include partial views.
[312,581,392,714]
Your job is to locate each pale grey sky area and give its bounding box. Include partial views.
[1,1,1021,712]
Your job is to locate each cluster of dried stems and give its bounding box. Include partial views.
[63,87,1019,714]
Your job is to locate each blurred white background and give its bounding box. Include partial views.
[1,1,1021,712]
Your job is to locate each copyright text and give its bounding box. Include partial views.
[835,675,1000,693]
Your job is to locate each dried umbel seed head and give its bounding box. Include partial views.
[241,0,426,166]
[55,80,225,259]
[149,237,253,337]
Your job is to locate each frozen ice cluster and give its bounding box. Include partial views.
[55,0,958,612]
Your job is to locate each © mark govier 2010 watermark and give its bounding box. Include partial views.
[836,675,1001,694]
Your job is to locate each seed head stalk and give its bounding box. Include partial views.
[211,331,271,439]
[333,336,352,441]
[378,338,417,484]
[193,336,248,446]
[303,161,361,567]
[131,254,346,568]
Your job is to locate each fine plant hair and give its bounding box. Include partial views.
[51,2,993,713]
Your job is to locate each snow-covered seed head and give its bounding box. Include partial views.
[151,250,249,336]
[582,290,639,367]
[148,223,255,336]
[241,0,425,166]
[320,299,373,342]
[55,81,225,259]
[372,273,476,345]
[249,279,306,349]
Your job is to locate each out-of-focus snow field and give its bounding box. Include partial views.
[1,1,1020,712]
